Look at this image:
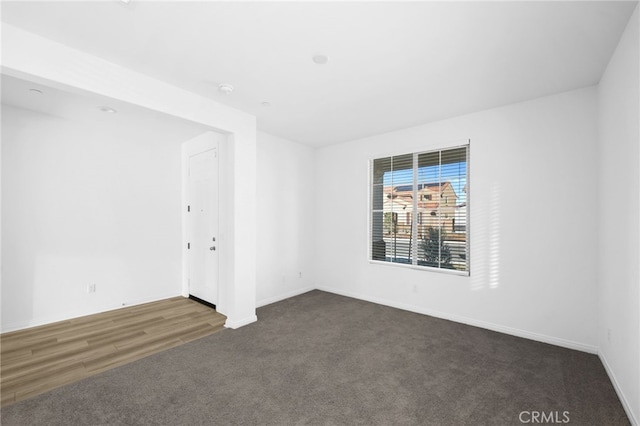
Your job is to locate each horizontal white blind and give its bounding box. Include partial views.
[370,144,469,273]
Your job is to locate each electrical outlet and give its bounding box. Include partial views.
[299,272,302,279]
[87,284,96,293]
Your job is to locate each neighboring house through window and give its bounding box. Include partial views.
[370,144,469,273]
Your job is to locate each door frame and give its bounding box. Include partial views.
[181,131,229,316]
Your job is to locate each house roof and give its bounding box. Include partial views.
[393,182,447,193]
[386,182,457,199]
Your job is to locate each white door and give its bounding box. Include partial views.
[188,147,219,305]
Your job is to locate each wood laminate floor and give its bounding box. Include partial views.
[0,297,226,407]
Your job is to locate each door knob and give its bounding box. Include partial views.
[210,246,216,251]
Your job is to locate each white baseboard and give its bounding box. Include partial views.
[256,286,315,308]
[599,352,638,426]
[316,285,598,354]
[1,292,181,334]
[224,314,258,329]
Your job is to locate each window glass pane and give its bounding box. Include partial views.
[386,154,413,264]
[418,151,439,169]
[440,147,467,165]
[371,184,385,210]
[416,151,440,267]
[370,145,468,273]
[371,158,390,259]
[442,148,467,271]
[371,211,385,260]
[418,148,467,271]
[372,157,391,186]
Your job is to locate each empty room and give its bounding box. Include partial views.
[1,1,638,425]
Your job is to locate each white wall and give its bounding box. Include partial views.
[597,5,639,424]
[315,87,599,352]
[1,104,206,331]
[256,131,315,307]
[2,24,258,329]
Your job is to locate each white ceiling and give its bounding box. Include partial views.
[1,1,637,147]
[1,73,211,136]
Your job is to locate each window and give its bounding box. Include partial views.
[370,144,469,273]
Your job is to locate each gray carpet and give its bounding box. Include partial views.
[1,290,629,425]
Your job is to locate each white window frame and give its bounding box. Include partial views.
[368,142,470,276]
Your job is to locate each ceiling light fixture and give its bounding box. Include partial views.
[312,54,329,65]
[218,83,234,95]
[99,106,117,113]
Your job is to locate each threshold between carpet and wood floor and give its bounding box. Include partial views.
[0,297,226,406]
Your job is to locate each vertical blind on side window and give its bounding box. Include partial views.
[370,145,469,273]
